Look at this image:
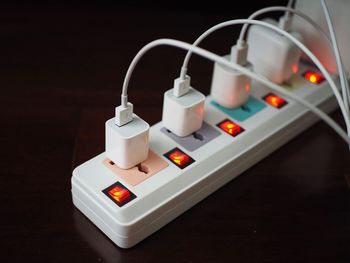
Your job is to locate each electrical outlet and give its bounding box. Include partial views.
[103,150,168,186]
[160,121,221,151]
[210,95,266,122]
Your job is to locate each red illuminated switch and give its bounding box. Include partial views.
[103,182,136,207]
[217,119,244,137]
[109,186,130,203]
[164,147,195,169]
[303,70,325,84]
[263,93,288,109]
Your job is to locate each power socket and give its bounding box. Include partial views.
[71,61,339,248]
[103,150,168,186]
[160,122,221,151]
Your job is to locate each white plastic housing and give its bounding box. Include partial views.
[247,20,303,84]
[72,61,338,248]
[105,115,149,169]
[210,55,252,108]
[162,87,205,137]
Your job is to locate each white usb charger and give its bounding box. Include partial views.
[210,41,253,108]
[247,17,303,84]
[162,75,205,137]
[105,100,149,169]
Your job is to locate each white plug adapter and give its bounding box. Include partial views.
[210,54,252,108]
[105,114,149,169]
[162,87,205,137]
[247,18,303,84]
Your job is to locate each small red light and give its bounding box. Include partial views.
[217,119,244,137]
[245,83,251,92]
[292,63,299,74]
[103,182,136,207]
[164,148,195,169]
[303,71,325,84]
[263,93,287,109]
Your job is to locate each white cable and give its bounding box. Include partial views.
[174,19,350,131]
[120,38,350,144]
[285,0,294,19]
[238,6,329,46]
[321,0,350,149]
[287,0,294,8]
[321,0,350,115]
[181,7,333,78]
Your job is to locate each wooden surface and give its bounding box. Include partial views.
[2,2,350,262]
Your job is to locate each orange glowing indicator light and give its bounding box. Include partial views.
[103,182,136,207]
[245,83,251,92]
[292,63,299,74]
[169,151,189,165]
[164,148,195,169]
[263,93,287,109]
[217,119,244,137]
[303,71,325,84]
[109,186,130,203]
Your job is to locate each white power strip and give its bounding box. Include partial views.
[71,62,338,248]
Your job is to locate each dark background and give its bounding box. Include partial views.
[1,1,350,262]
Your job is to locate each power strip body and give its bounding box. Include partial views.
[72,63,338,248]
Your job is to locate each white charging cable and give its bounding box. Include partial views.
[119,38,350,144]
[278,0,294,30]
[285,0,294,18]
[238,6,329,47]
[175,19,350,132]
[180,6,332,76]
[321,0,350,115]
[321,0,350,149]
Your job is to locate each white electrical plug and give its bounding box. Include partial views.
[162,81,205,137]
[210,42,252,109]
[106,101,149,169]
[247,18,303,84]
[106,114,149,169]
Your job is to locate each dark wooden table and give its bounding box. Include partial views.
[2,2,350,262]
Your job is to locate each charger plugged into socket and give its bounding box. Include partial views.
[210,54,253,109]
[162,86,205,137]
[247,18,303,84]
[105,115,149,169]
